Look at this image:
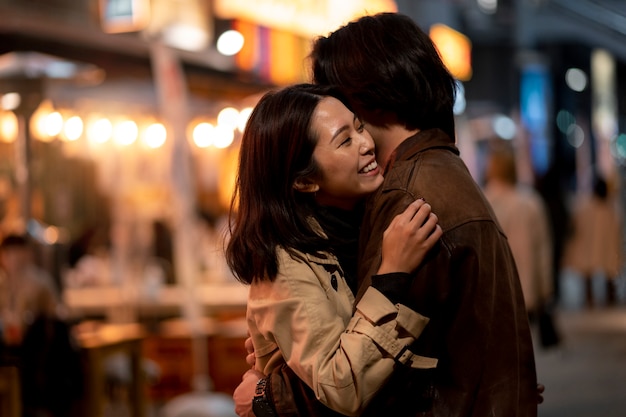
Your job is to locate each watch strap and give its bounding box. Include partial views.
[252,376,278,417]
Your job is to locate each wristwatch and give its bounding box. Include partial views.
[252,377,278,417]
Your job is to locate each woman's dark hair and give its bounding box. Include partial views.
[310,12,457,141]
[225,83,347,284]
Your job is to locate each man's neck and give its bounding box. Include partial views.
[369,124,420,166]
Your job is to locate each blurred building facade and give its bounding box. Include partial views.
[399,0,626,300]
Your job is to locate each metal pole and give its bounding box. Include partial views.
[10,77,43,230]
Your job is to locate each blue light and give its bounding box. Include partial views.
[520,63,552,175]
[615,133,626,160]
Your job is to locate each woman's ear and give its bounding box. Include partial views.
[293,178,319,193]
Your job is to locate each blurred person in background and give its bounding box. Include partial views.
[0,234,58,348]
[483,143,559,348]
[562,175,624,307]
[235,12,539,417]
[534,163,572,309]
[0,233,83,417]
[226,83,443,417]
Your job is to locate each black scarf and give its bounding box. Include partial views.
[315,203,364,295]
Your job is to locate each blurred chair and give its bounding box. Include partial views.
[104,351,161,404]
[20,315,84,417]
[0,365,21,417]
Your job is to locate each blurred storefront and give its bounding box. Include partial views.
[0,0,398,290]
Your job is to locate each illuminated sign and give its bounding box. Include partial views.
[214,0,397,38]
[520,63,551,175]
[99,0,150,33]
[429,23,472,81]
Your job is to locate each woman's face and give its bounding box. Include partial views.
[309,96,383,210]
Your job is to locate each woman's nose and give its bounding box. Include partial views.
[360,137,374,154]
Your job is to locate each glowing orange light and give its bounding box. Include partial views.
[430,23,472,81]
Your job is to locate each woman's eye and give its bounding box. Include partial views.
[340,137,352,146]
[357,122,365,132]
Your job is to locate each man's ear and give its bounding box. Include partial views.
[293,178,319,193]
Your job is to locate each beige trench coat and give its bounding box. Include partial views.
[247,246,435,416]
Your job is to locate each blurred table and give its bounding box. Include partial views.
[75,323,146,417]
[141,316,249,400]
[63,283,249,319]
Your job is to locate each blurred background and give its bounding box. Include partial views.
[0,0,624,416]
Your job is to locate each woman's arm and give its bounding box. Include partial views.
[246,201,440,416]
[248,264,435,416]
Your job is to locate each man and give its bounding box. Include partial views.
[236,12,538,417]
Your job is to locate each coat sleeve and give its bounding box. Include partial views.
[248,254,435,417]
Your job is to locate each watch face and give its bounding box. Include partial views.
[255,378,267,396]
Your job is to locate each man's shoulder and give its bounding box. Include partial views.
[385,143,467,186]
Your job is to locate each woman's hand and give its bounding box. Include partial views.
[377,199,442,275]
[245,336,256,367]
[233,335,263,417]
[233,369,266,417]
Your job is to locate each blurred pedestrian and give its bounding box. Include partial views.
[0,233,84,417]
[483,144,559,348]
[534,163,572,308]
[563,176,624,307]
[0,234,58,347]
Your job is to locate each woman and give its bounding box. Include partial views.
[225,83,442,416]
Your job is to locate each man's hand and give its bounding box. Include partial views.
[234,368,266,417]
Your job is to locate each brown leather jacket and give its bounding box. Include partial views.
[268,129,538,417]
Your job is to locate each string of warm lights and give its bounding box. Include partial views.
[0,95,253,151]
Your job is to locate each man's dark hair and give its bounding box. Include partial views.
[310,12,457,140]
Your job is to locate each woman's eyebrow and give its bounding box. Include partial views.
[330,125,349,143]
[330,115,357,143]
